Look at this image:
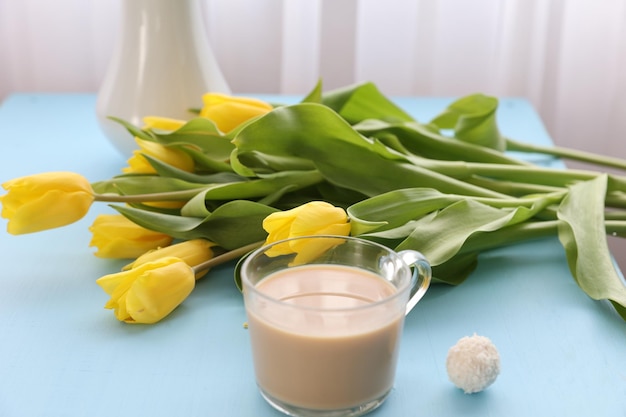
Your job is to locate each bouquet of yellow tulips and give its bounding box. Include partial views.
[2,81,626,324]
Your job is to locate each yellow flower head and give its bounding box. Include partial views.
[262,201,351,264]
[0,171,94,234]
[142,116,186,132]
[124,238,218,279]
[96,256,195,324]
[122,138,194,174]
[89,214,173,259]
[199,93,273,133]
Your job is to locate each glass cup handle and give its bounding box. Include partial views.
[398,250,432,315]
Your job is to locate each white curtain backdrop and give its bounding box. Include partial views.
[0,0,626,260]
[2,0,625,160]
[1,0,625,262]
[0,0,624,153]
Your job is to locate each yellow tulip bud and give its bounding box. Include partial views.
[124,238,218,279]
[0,171,94,234]
[89,214,173,259]
[122,138,194,174]
[199,93,272,132]
[96,256,195,324]
[262,201,351,264]
[142,116,186,132]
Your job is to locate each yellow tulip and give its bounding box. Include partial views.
[142,116,186,132]
[0,171,94,234]
[124,238,218,279]
[199,93,272,132]
[96,256,195,324]
[122,138,194,174]
[89,214,173,259]
[262,201,351,264]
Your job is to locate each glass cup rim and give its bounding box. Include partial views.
[241,235,414,313]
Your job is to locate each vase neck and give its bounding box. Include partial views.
[120,0,201,41]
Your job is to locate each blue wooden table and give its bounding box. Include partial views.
[0,94,625,417]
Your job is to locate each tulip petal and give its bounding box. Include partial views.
[113,292,131,322]
[124,260,195,324]
[125,239,217,278]
[1,172,94,234]
[96,257,195,324]
[122,151,155,174]
[142,116,186,131]
[122,138,194,174]
[261,201,352,261]
[290,236,348,266]
[5,190,93,234]
[200,93,272,132]
[290,202,349,236]
[89,214,173,259]
[96,269,133,296]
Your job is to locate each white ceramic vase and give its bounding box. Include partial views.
[96,0,230,156]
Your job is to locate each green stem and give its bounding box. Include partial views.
[466,176,565,196]
[605,194,626,210]
[605,210,626,221]
[506,137,626,171]
[464,162,598,186]
[606,220,626,238]
[410,155,626,201]
[460,219,626,255]
[192,241,264,275]
[465,190,567,208]
[416,157,599,187]
[93,189,201,203]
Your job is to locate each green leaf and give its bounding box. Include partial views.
[229,147,258,177]
[152,117,234,160]
[349,185,562,236]
[139,154,243,184]
[314,182,367,208]
[194,201,276,249]
[234,149,316,174]
[430,94,505,151]
[392,192,559,267]
[183,170,323,209]
[183,147,235,173]
[322,82,415,124]
[233,103,505,198]
[557,174,626,320]
[256,184,301,207]
[348,190,561,286]
[354,216,478,286]
[301,79,323,104]
[109,117,154,142]
[113,201,277,250]
[92,175,206,195]
[124,201,182,216]
[113,204,205,235]
[347,188,460,235]
[355,119,528,165]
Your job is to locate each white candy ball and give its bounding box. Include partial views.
[446,333,500,394]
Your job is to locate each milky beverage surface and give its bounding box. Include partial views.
[246,264,405,410]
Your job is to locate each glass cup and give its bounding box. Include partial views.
[241,235,432,417]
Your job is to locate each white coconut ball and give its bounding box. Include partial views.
[446,333,500,394]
